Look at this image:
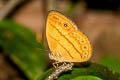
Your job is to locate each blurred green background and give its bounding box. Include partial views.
[0,0,120,80]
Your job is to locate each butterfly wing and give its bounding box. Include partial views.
[46,11,92,62]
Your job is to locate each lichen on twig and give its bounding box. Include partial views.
[45,63,74,80]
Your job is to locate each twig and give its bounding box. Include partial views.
[0,0,22,20]
[45,63,74,80]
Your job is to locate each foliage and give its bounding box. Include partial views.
[0,20,48,79]
[71,75,102,80]
[99,56,120,73]
[36,68,54,80]
[37,63,120,80]
[0,20,120,80]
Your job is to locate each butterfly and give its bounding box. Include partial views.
[46,11,92,63]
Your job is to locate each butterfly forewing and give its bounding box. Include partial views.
[46,11,92,62]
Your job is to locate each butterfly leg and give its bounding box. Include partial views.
[52,61,59,68]
[63,62,67,65]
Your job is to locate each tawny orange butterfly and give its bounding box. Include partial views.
[46,11,92,62]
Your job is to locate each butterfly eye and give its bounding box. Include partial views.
[64,23,67,27]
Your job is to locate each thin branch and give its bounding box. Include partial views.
[45,63,74,80]
[0,0,22,20]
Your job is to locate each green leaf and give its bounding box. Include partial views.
[36,68,54,80]
[71,75,103,80]
[36,63,120,80]
[0,20,48,79]
[58,64,106,80]
[99,56,120,73]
